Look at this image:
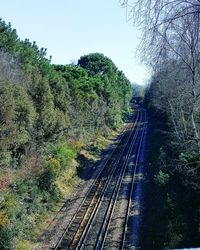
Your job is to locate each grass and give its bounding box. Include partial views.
[24,127,125,249]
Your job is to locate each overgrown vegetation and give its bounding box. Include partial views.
[121,0,200,249]
[0,19,132,249]
[142,73,200,250]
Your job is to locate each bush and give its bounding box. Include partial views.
[0,174,11,191]
[47,157,61,177]
[38,169,55,193]
[17,240,31,250]
[155,170,170,185]
[44,143,76,170]
[0,209,9,228]
[0,225,13,250]
[4,193,20,218]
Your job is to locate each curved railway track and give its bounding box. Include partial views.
[54,108,147,250]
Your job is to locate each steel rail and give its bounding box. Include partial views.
[70,110,141,249]
[76,110,143,250]
[120,109,147,250]
[54,109,139,250]
[94,109,145,250]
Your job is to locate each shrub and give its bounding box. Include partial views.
[72,139,85,151]
[102,125,110,138]
[0,174,11,191]
[0,225,13,250]
[17,240,31,250]
[47,157,61,177]
[4,193,20,218]
[155,170,170,185]
[44,143,76,170]
[0,209,9,228]
[38,169,55,193]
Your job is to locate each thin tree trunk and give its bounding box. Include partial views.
[168,101,182,143]
[191,111,200,155]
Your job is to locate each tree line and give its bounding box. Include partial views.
[0,19,132,249]
[121,0,200,249]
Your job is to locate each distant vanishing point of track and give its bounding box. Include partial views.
[54,107,147,250]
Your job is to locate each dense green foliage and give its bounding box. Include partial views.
[142,72,200,249]
[0,19,132,249]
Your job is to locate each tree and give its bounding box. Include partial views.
[0,80,36,166]
[121,1,200,247]
[121,0,200,153]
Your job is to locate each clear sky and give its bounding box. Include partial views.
[1,0,149,85]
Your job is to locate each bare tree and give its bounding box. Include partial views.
[120,0,200,29]
[121,0,200,154]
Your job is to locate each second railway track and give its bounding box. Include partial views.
[54,107,147,250]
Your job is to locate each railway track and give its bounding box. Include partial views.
[54,108,147,250]
[121,110,147,250]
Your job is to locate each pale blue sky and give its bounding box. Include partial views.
[1,0,148,85]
